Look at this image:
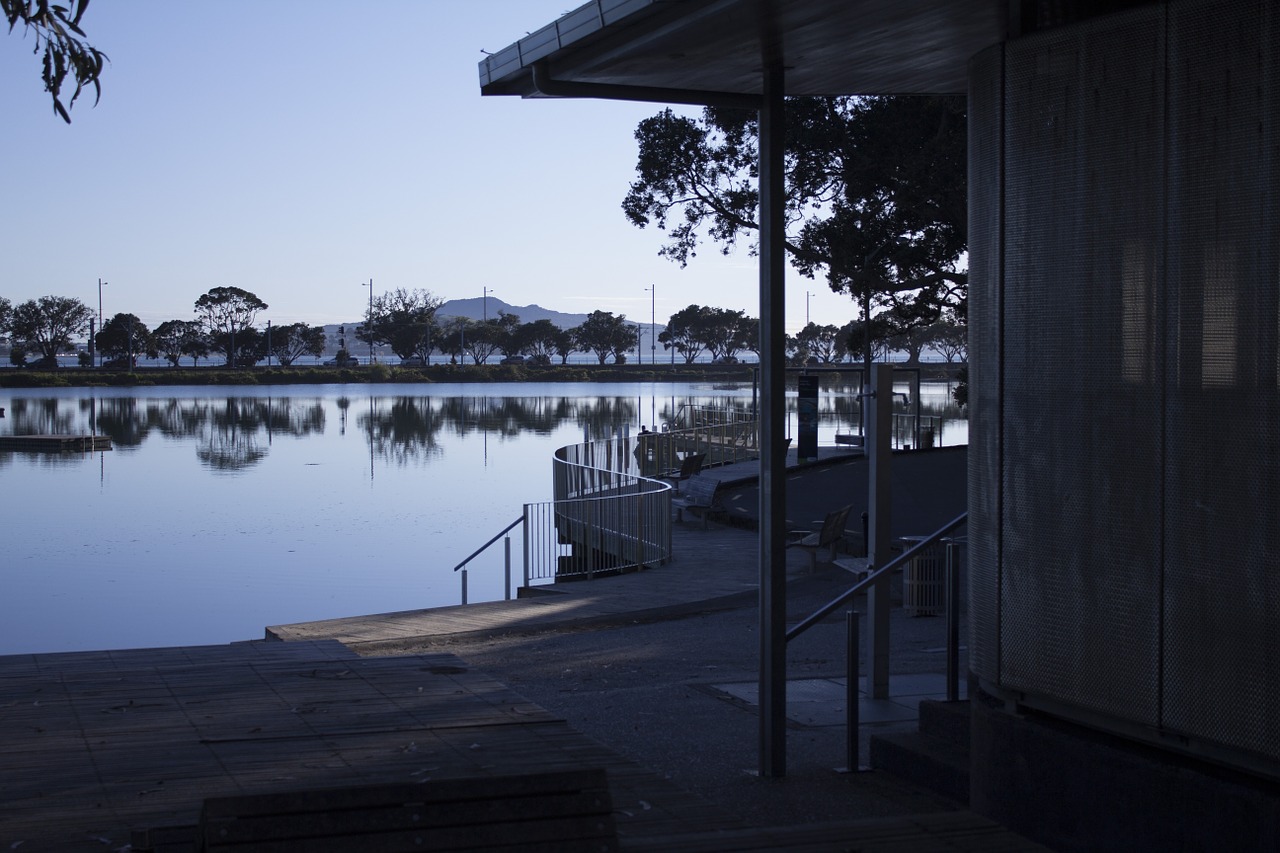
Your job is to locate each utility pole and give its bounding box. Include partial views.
[364,279,374,365]
[645,284,656,366]
[97,278,107,367]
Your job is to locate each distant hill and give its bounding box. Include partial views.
[436,298,589,328]
[317,299,662,355]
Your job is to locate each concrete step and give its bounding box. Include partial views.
[870,729,971,804]
[869,699,971,805]
[919,698,971,744]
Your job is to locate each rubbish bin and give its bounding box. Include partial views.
[900,535,944,616]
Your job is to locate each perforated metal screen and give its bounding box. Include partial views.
[970,0,1279,768]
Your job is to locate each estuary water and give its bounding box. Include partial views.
[0,379,965,655]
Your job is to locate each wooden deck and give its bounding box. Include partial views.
[0,434,112,452]
[0,636,1048,852]
[0,639,745,850]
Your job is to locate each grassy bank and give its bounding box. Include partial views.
[0,361,963,389]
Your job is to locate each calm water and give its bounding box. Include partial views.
[0,380,965,655]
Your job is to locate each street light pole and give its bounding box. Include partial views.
[483,286,494,321]
[644,285,656,366]
[363,279,374,365]
[97,278,107,367]
[806,290,811,326]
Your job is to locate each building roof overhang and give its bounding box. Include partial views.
[479,0,1010,102]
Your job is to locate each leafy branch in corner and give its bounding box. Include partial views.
[3,0,107,122]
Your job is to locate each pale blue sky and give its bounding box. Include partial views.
[1,1,853,333]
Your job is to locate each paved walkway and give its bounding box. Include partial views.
[0,446,1024,851]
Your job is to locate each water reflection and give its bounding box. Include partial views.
[1,381,967,654]
[1,383,966,474]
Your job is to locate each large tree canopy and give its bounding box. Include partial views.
[194,286,267,366]
[573,311,637,365]
[357,287,444,361]
[153,319,209,367]
[3,0,107,122]
[8,295,91,362]
[95,312,153,364]
[624,95,967,361]
[265,322,325,366]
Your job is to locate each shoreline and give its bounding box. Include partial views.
[0,360,964,389]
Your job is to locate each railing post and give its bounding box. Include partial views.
[843,609,861,773]
[461,567,468,606]
[504,536,512,601]
[946,541,960,702]
[522,504,531,590]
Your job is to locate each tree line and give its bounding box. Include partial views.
[0,286,965,370]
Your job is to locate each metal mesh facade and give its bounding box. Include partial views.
[1162,0,1280,761]
[970,0,1279,769]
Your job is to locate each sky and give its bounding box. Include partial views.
[1,1,854,333]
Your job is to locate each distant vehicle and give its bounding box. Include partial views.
[526,354,552,366]
[499,355,526,365]
[399,356,428,367]
[713,356,739,365]
[324,355,360,367]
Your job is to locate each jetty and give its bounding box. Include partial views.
[0,434,112,452]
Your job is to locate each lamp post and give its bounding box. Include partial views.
[363,278,374,365]
[97,278,107,367]
[805,290,811,326]
[483,286,494,321]
[644,284,656,366]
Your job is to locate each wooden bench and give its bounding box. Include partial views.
[191,768,617,852]
[671,476,723,529]
[659,452,705,491]
[787,504,854,572]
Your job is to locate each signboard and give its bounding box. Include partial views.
[797,374,819,460]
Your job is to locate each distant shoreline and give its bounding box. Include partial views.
[0,361,963,390]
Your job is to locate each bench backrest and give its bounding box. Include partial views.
[197,768,617,852]
[682,476,719,504]
[816,504,854,547]
[678,452,706,477]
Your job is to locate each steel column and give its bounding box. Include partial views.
[866,363,894,699]
[757,57,788,778]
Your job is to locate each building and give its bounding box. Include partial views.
[479,2,1279,849]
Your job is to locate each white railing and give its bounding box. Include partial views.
[544,432,672,581]
[455,414,764,601]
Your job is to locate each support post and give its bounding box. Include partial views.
[866,363,893,699]
[504,536,512,601]
[946,542,960,701]
[844,610,861,773]
[757,56,788,778]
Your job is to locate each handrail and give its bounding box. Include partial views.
[786,511,968,642]
[452,515,524,572]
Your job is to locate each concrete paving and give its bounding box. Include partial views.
[277,445,976,831]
